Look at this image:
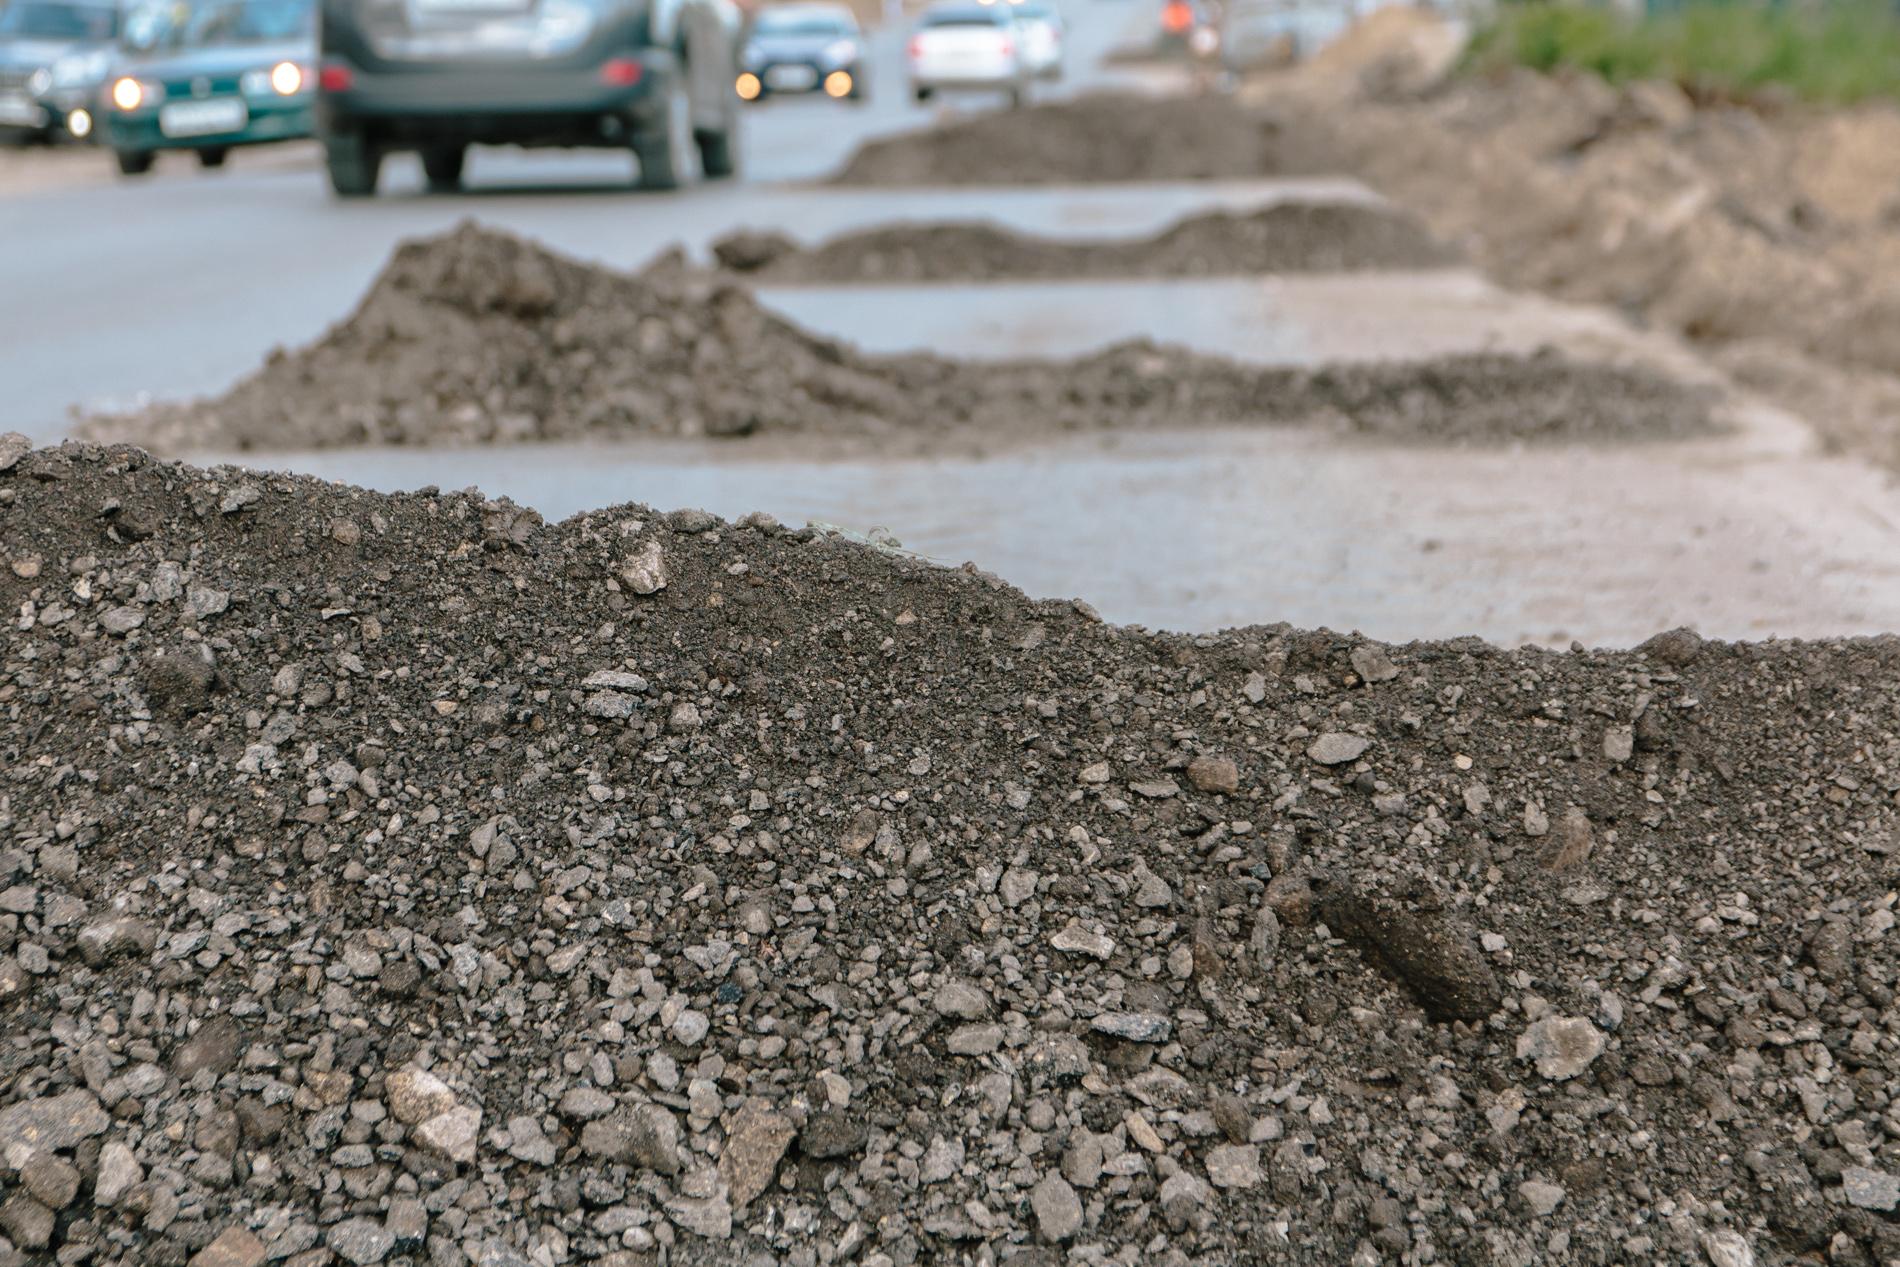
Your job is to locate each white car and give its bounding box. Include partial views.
[1006,0,1062,80]
[907,2,1030,107]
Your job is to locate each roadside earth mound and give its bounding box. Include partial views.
[2,441,1899,1266]
[1256,46,1900,470]
[75,223,1715,452]
[828,91,1324,185]
[711,203,1460,282]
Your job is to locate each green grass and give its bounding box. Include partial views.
[1465,1,1900,104]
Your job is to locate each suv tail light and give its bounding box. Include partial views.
[317,62,354,92]
[599,58,643,86]
[997,36,1014,56]
[907,35,923,59]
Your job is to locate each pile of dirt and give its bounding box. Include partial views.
[1253,50,1900,469]
[711,203,1459,282]
[75,223,1715,453]
[4,439,1900,1267]
[828,92,1323,185]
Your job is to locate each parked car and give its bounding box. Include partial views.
[102,0,314,174]
[1005,0,1059,80]
[315,0,742,196]
[907,0,1028,107]
[0,0,120,143]
[736,2,864,103]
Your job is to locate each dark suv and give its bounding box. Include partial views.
[314,0,740,195]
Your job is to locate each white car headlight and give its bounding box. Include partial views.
[111,76,163,111]
[27,68,52,97]
[241,62,307,97]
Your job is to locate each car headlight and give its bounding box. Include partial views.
[822,38,857,65]
[111,77,162,110]
[243,61,306,96]
[27,68,52,97]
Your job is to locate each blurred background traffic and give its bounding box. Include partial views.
[0,0,1350,190]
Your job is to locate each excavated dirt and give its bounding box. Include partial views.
[1252,55,1900,470]
[709,204,1459,283]
[828,92,1325,186]
[74,224,1714,454]
[4,440,1900,1267]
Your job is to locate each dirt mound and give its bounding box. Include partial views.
[4,441,1900,1267]
[712,203,1459,282]
[829,92,1322,185]
[75,223,1713,453]
[1255,66,1900,468]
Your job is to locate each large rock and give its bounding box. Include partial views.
[1031,1171,1083,1242]
[581,1104,681,1175]
[0,1090,108,1160]
[413,1105,482,1164]
[188,1227,268,1267]
[385,1067,458,1126]
[719,1100,795,1209]
[1517,1016,1605,1081]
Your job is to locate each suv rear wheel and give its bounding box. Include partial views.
[634,73,698,191]
[325,130,382,198]
[422,143,466,192]
[114,148,154,176]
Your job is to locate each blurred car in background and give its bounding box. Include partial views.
[1220,0,1348,68]
[102,0,313,174]
[0,0,121,143]
[1005,0,1059,80]
[315,0,742,195]
[907,0,1028,107]
[736,2,865,103]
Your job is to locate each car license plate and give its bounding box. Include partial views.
[0,93,44,127]
[765,65,817,90]
[159,97,248,138]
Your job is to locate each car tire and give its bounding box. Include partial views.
[1008,84,1026,108]
[912,85,932,103]
[324,131,382,198]
[634,71,697,192]
[198,147,229,169]
[421,143,466,192]
[114,149,154,176]
[696,126,737,180]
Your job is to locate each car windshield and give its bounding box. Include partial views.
[174,0,309,45]
[923,8,1005,26]
[754,10,854,36]
[0,1,119,40]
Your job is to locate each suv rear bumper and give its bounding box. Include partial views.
[317,51,669,146]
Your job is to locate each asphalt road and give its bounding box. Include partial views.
[0,0,1165,436]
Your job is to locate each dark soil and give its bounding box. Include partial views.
[711,203,1459,282]
[76,224,1715,453]
[2,440,1898,1267]
[828,92,1324,186]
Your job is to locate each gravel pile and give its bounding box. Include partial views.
[828,93,1321,186]
[75,224,1714,454]
[3,439,1900,1267]
[710,204,1459,283]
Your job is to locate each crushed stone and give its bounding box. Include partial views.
[828,92,1326,186]
[2,441,1899,1264]
[710,203,1459,283]
[74,224,1717,455]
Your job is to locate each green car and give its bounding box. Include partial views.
[102,0,313,175]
